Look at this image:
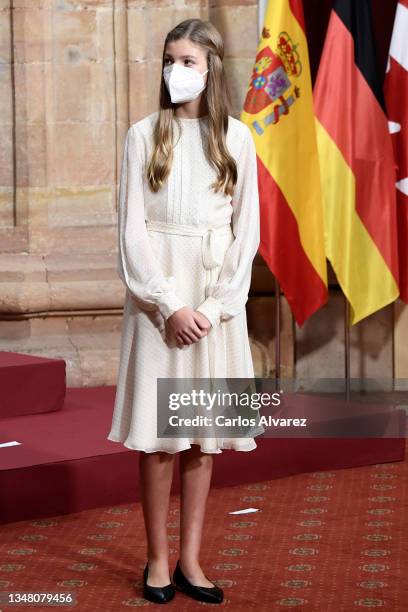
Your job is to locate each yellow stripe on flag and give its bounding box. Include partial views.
[315,119,399,324]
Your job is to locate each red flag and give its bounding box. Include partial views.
[384,0,408,303]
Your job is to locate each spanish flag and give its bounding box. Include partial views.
[313,0,399,325]
[240,0,328,327]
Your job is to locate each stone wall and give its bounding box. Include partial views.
[1,0,407,386]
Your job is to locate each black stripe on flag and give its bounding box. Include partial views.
[333,0,385,111]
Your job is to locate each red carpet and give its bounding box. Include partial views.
[0,454,406,611]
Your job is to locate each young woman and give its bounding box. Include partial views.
[107,17,262,605]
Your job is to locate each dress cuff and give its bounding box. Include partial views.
[157,293,187,320]
[196,296,223,329]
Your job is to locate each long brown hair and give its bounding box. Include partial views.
[146,18,238,197]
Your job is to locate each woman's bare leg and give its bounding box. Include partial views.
[139,451,175,586]
[179,444,215,587]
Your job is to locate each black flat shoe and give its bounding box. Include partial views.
[142,562,175,604]
[172,559,224,604]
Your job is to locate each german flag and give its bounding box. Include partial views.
[240,0,328,327]
[313,0,399,325]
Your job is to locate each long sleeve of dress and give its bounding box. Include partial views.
[196,125,260,328]
[117,125,187,319]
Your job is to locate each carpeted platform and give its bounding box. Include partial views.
[0,351,66,418]
[0,385,405,524]
[0,456,406,611]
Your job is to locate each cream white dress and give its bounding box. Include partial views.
[107,110,263,453]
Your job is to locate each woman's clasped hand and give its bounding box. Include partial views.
[168,306,212,347]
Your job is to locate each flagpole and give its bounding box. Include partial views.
[344,295,350,400]
[275,277,281,391]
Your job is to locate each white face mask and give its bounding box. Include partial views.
[163,63,209,103]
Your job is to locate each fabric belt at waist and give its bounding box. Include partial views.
[145,220,232,270]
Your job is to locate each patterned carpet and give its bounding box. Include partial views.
[0,455,406,611]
